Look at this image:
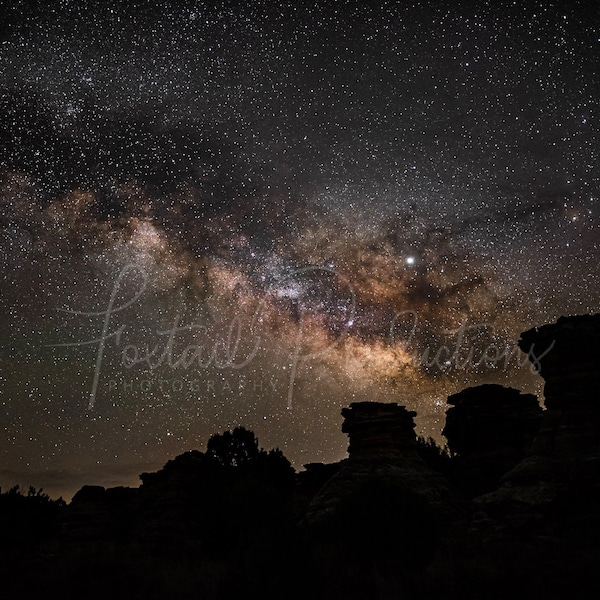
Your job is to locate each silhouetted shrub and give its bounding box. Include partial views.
[0,485,65,553]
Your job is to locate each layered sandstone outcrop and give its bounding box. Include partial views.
[478,314,600,520]
[443,384,542,496]
[303,402,464,528]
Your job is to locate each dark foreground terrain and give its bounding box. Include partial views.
[1,314,599,599]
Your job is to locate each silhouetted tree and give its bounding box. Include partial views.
[416,435,454,476]
[206,426,261,467]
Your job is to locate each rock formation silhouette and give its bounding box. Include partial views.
[478,314,600,524]
[303,402,465,529]
[443,384,542,496]
[1,314,599,600]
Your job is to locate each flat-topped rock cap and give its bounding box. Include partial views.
[341,402,419,460]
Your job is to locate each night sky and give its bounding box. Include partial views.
[1,0,598,500]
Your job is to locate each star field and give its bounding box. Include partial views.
[1,0,599,499]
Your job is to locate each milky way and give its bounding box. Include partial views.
[1,1,599,499]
